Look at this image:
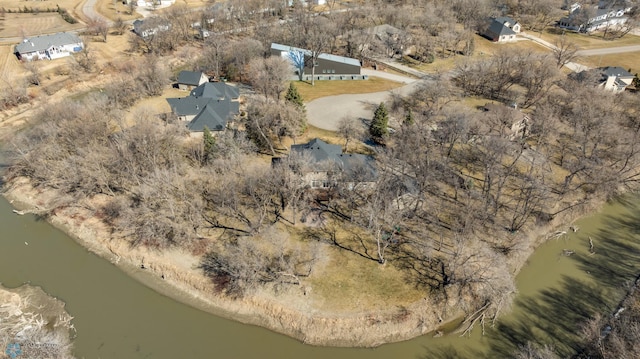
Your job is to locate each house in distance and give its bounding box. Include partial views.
[14,32,84,61]
[177,71,209,91]
[482,17,521,43]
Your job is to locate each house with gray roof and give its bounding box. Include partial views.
[287,138,377,189]
[133,17,171,38]
[177,71,209,91]
[270,43,365,81]
[15,32,83,61]
[482,17,521,43]
[572,66,635,92]
[166,82,240,133]
[558,3,632,32]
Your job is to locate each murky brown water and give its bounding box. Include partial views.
[1,191,638,358]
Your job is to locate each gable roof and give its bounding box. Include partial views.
[494,16,518,26]
[15,32,82,54]
[178,71,206,86]
[187,101,239,131]
[601,66,634,78]
[271,43,361,68]
[166,96,213,116]
[291,138,377,181]
[190,82,240,100]
[486,19,517,37]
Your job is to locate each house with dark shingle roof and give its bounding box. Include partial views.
[482,17,521,43]
[15,32,83,61]
[572,66,635,92]
[286,138,377,189]
[177,71,209,91]
[166,82,240,134]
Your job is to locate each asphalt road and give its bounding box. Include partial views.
[576,45,640,56]
[306,69,423,131]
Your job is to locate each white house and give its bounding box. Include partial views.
[572,66,635,92]
[558,3,632,32]
[483,17,521,43]
[14,33,83,61]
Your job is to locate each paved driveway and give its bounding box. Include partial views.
[306,70,423,131]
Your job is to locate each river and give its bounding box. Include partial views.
[1,191,639,358]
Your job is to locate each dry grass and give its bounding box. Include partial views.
[0,0,82,12]
[578,51,640,74]
[0,13,83,38]
[0,44,26,79]
[306,230,424,312]
[294,76,402,102]
[409,34,551,74]
[95,0,142,21]
[536,28,640,50]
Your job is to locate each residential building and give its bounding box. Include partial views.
[133,17,171,38]
[557,2,632,32]
[177,71,209,91]
[283,138,377,189]
[270,43,364,81]
[14,33,83,61]
[572,66,635,92]
[166,82,240,133]
[482,17,521,43]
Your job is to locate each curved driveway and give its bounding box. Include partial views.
[306,69,423,131]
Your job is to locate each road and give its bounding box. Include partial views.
[306,69,422,131]
[576,45,640,56]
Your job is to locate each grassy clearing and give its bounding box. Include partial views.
[0,44,25,80]
[0,13,83,38]
[579,51,640,74]
[96,0,142,21]
[294,76,402,102]
[536,28,640,50]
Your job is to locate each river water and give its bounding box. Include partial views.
[1,191,638,358]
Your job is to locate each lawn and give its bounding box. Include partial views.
[578,51,640,75]
[0,44,26,80]
[293,76,402,102]
[536,28,640,50]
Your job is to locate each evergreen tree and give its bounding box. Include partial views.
[369,102,389,144]
[404,108,414,126]
[203,126,216,164]
[285,83,305,110]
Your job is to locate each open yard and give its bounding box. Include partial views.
[579,51,640,75]
[293,76,402,102]
[536,28,640,50]
[0,13,83,38]
[95,0,141,21]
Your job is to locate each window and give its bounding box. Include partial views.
[322,69,326,74]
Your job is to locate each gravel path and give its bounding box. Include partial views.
[306,70,423,131]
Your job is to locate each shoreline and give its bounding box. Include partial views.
[1,177,598,348]
[2,179,455,348]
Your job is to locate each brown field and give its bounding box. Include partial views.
[0,0,82,12]
[0,13,83,38]
[579,51,640,75]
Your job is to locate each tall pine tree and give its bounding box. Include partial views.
[202,126,216,165]
[369,102,389,144]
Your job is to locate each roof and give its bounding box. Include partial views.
[291,138,377,181]
[177,71,205,86]
[187,101,239,131]
[600,66,634,78]
[271,43,361,68]
[166,96,213,116]
[493,16,518,26]
[190,82,239,100]
[486,20,516,37]
[15,32,82,54]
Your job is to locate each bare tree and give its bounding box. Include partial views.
[553,36,579,68]
[248,56,292,101]
[337,117,363,152]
